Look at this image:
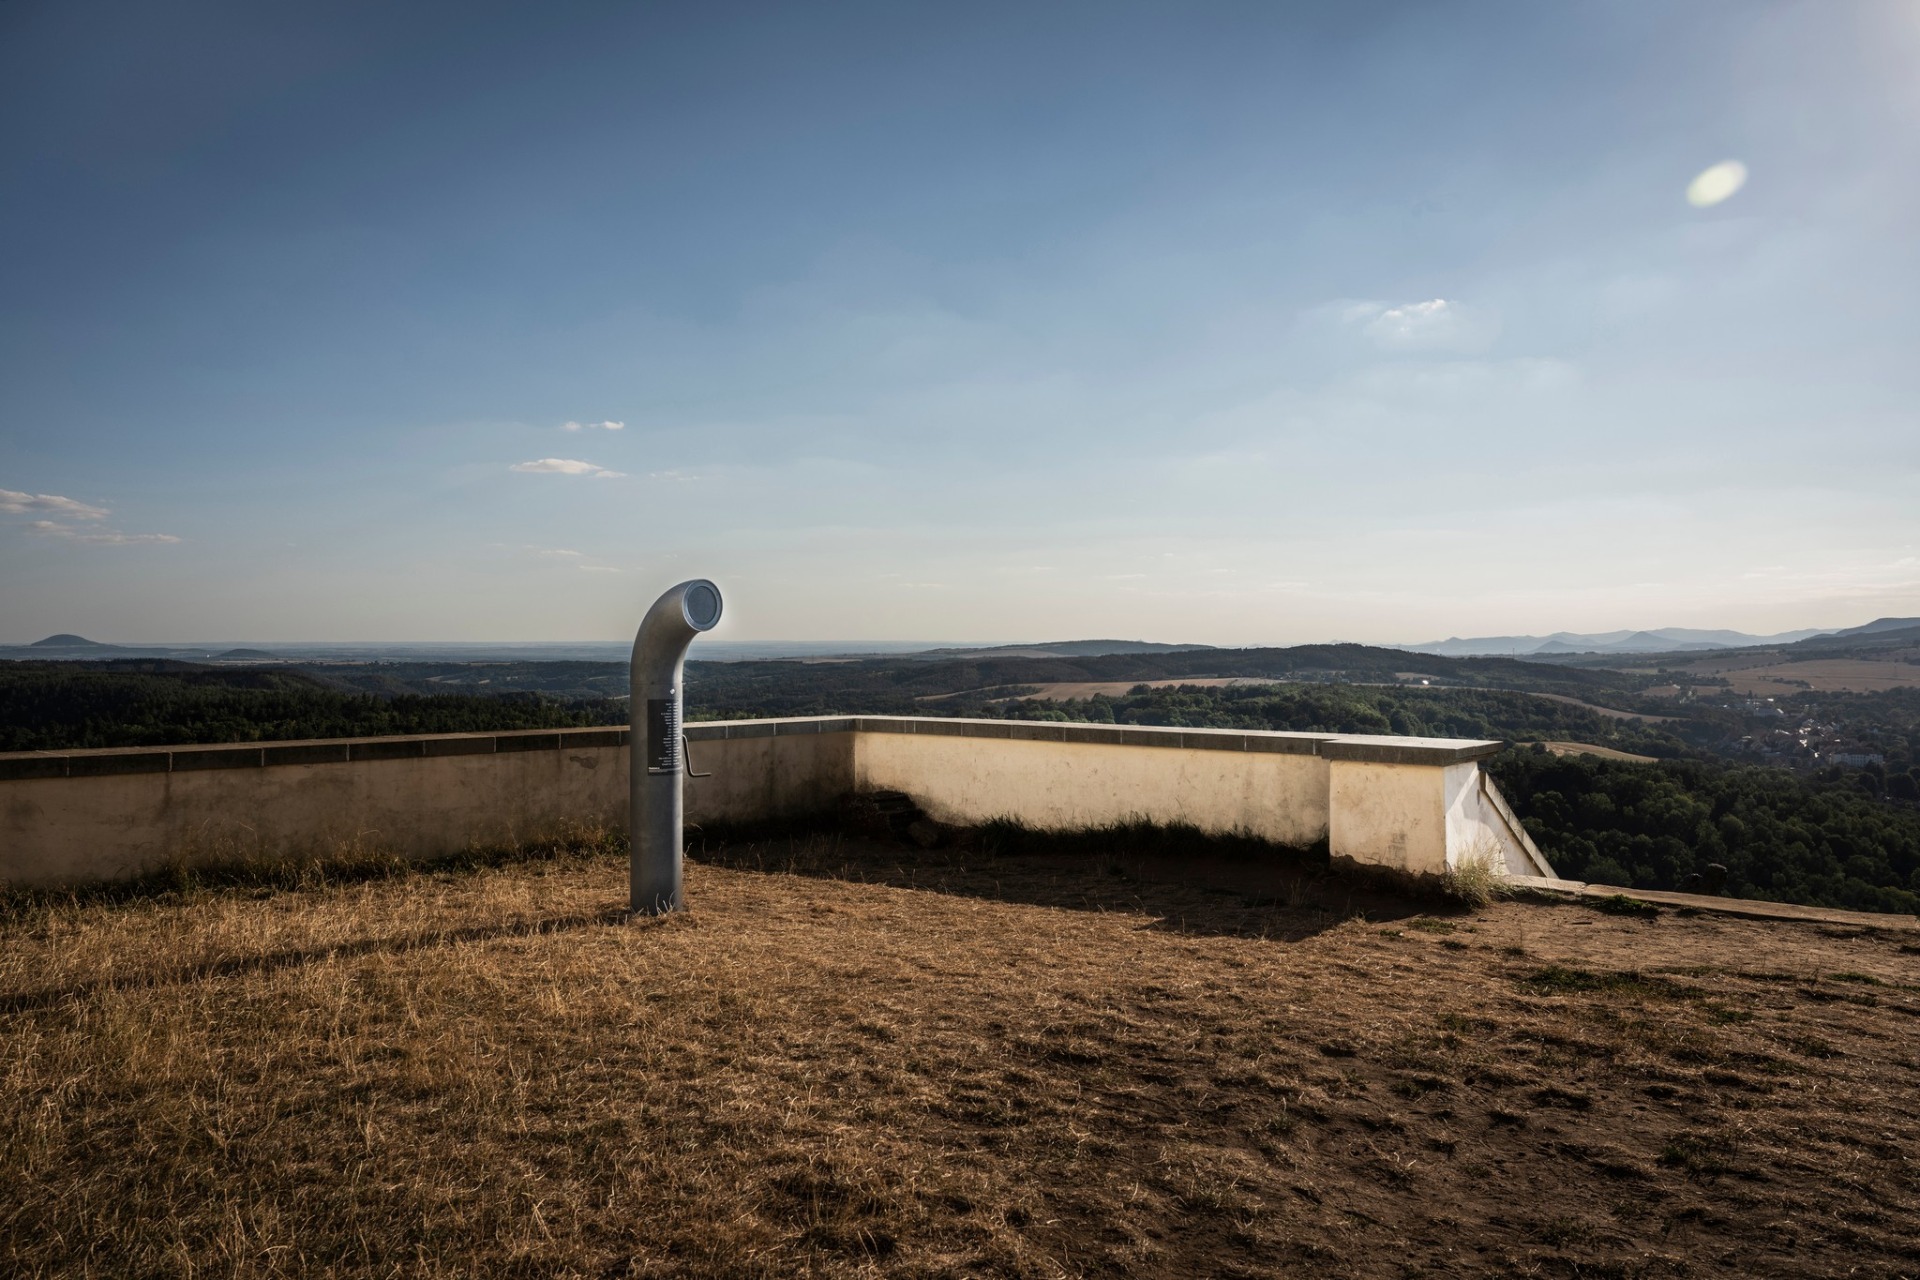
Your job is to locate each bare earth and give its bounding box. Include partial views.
[1533,741,1658,763]
[4,838,1918,1278]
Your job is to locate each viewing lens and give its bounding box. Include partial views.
[684,582,722,629]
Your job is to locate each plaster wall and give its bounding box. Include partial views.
[0,731,859,887]
[683,730,856,825]
[851,730,1329,845]
[0,743,629,884]
[1,719,1524,889]
[1443,763,1554,877]
[1327,759,1450,877]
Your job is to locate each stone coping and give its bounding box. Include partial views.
[0,717,1501,780]
[1508,875,1919,931]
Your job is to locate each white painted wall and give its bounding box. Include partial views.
[852,730,1330,846]
[2,719,1537,888]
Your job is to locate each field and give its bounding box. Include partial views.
[5,837,1918,1278]
[1708,660,1920,696]
[1532,740,1657,763]
[986,677,1273,702]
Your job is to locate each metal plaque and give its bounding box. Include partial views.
[645,697,680,774]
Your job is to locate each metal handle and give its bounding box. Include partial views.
[682,733,710,778]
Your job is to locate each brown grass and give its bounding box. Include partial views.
[4,834,1919,1278]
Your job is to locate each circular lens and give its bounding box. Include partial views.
[683,581,721,630]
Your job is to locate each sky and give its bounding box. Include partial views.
[2,0,1917,646]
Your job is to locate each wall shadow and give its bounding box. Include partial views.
[689,829,1453,943]
[0,905,632,1015]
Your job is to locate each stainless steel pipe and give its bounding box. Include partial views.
[629,579,723,914]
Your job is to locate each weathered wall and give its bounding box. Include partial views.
[850,720,1330,846]
[1444,761,1556,878]
[0,726,863,886]
[1328,760,1449,877]
[0,739,629,884]
[683,725,856,826]
[1,718,1525,888]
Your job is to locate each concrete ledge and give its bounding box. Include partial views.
[172,746,269,771]
[68,750,171,776]
[1320,736,1501,766]
[0,718,1460,777]
[0,755,72,781]
[348,739,426,762]
[1507,875,1920,931]
[423,734,503,758]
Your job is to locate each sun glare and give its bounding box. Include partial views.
[1686,159,1749,207]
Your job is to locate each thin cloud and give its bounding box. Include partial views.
[510,458,626,478]
[0,489,109,520]
[561,420,624,432]
[29,520,180,545]
[648,469,698,482]
[1340,298,1498,353]
[3,488,176,544]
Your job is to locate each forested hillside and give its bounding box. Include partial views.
[1490,748,1920,916]
[0,662,619,751]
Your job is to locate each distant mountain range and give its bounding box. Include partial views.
[0,635,1204,664]
[7,622,1916,665]
[1403,618,1920,657]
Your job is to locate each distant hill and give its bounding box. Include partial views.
[1787,622,1920,654]
[914,639,1216,660]
[1406,625,1835,657]
[1831,617,1920,637]
[29,633,113,649]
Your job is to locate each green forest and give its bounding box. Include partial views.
[1490,748,1920,916]
[0,662,619,751]
[988,682,1920,914]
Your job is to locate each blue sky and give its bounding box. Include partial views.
[2,1,1916,644]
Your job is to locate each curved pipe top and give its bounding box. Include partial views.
[630,578,723,694]
[630,579,723,915]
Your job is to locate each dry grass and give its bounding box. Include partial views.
[4,832,1919,1278]
[1441,840,1508,909]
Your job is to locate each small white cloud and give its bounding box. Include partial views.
[1686,160,1747,208]
[561,420,624,432]
[511,458,625,478]
[1341,298,1497,352]
[1367,299,1452,347]
[29,520,179,545]
[537,548,585,558]
[0,489,110,520]
[648,469,697,482]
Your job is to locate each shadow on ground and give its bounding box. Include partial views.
[0,905,634,1014]
[689,827,1450,942]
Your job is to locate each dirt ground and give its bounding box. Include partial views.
[3,837,1917,1278]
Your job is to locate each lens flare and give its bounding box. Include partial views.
[1686,160,1748,207]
